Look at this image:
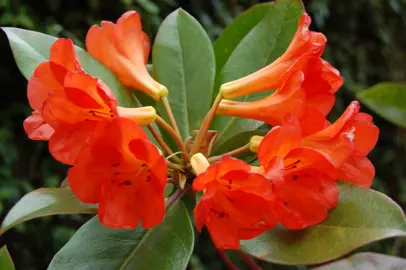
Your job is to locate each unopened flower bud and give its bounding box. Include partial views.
[190,153,210,176]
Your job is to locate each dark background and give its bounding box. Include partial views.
[0,0,406,269]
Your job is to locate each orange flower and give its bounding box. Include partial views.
[25,38,156,164]
[255,115,339,229]
[24,38,84,140]
[220,13,327,99]
[42,72,156,165]
[217,58,340,135]
[86,11,168,100]
[302,101,379,187]
[192,155,277,249]
[68,117,167,229]
[251,101,379,187]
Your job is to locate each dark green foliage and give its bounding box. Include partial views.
[0,0,406,269]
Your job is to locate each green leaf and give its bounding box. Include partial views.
[48,201,194,270]
[153,9,215,140]
[211,0,303,153]
[211,124,268,156]
[1,27,136,107]
[1,187,96,235]
[241,182,406,265]
[357,82,406,128]
[312,252,406,270]
[0,246,15,270]
[213,2,272,91]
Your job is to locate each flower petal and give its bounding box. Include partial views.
[50,38,83,72]
[49,121,97,165]
[27,62,66,109]
[258,114,302,169]
[305,101,360,141]
[217,71,306,126]
[338,156,375,188]
[23,110,54,140]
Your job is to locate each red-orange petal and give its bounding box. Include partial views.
[115,11,149,64]
[343,113,379,156]
[299,105,330,136]
[193,156,250,191]
[305,101,360,141]
[217,71,306,126]
[50,38,83,72]
[67,146,115,203]
[283,13,327,61]
[273,170,338,229]
[129,138,167,191]
[258,115,301,169]
[49,121,97,165]
[27,62,67,109]
[89,117,148,152]
[23,110,54,140]
[338,156,375,188]
[86,15,167,100]
[282,147,338,179]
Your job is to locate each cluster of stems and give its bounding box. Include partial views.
[151,94,249,204]
[153,94,261,269]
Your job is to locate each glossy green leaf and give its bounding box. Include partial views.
[2,27,136,107]
[241,182,406,265]
[211,124,268,156]
[213,2,272,91]
[0,246,15,270]
[48,201,194,270]
[312,252,406,270]
[211,0,303,153]
[1,187,96,235]
[357,82,406,128]
[153,9,215,140]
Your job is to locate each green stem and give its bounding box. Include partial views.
[161,97,182,140]
[190,93,222,155]
[166,160,184,171]
[207,143,250,163]
[147,124,182,163]
[165,188,186,210]
[156,115,189,163]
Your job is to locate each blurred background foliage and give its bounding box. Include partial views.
[0,0,406,269]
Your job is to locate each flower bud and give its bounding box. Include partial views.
[249,135,264,153]
[190,153,210,176]
[116,106,156,125]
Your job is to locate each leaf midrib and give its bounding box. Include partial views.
[176,12,191,138]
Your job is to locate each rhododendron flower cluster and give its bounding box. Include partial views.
[23,10,378,251]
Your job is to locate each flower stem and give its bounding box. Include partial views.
[217,250,239,270]
[236,250,262,270]
[166,160,184,171]
[190,93,222,155]
[161,97,182,139]
[156,115,189,163]
[207,143,250,163]
[165,187,186,210]
[147,124,182,163]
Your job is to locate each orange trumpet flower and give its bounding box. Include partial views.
[191,155,277,249]
[251,101,379,188]
[217,56,343,136]
[24,38,84,140]
[25,38,156,165]
[220,13,327,99]
[68,117,167,229]
[86,11,168,100]
[255,115,339,229]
